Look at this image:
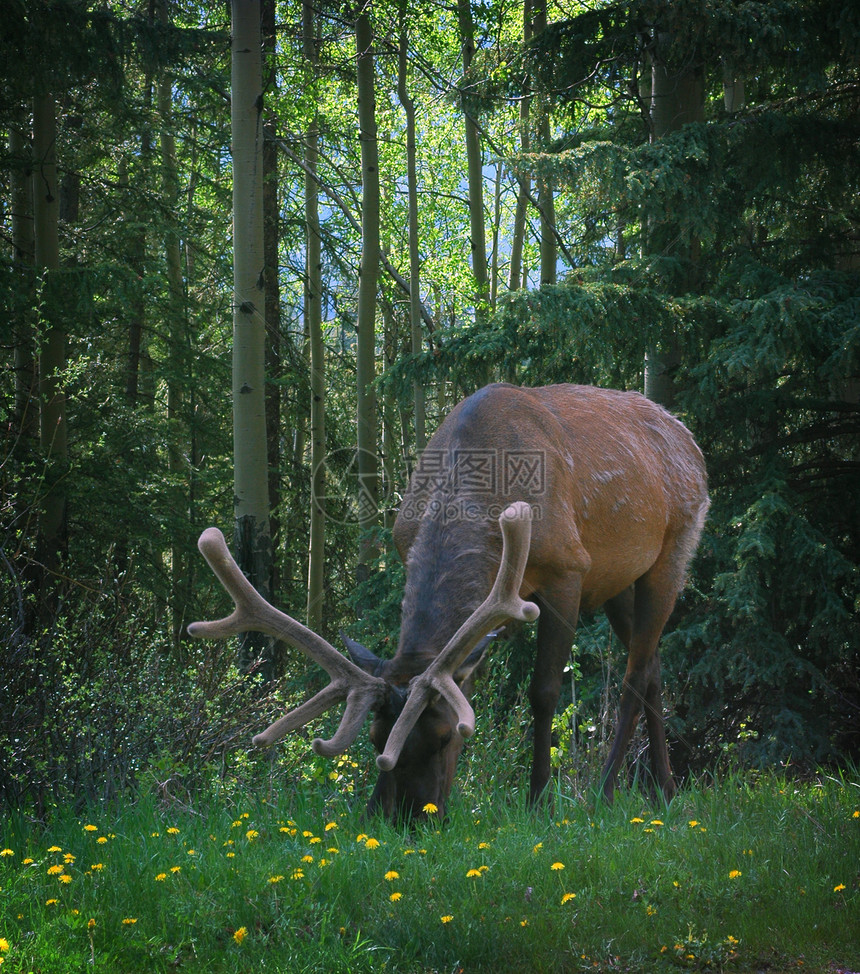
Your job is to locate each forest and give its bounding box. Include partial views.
[1,0,859,819]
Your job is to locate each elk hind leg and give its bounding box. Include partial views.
[600,562,682,803]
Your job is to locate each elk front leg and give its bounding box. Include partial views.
[528,577,581,804]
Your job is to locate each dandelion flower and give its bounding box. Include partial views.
[155,873,167,882]
[365,838,380,850]
[728,869,742,879]
[389,892,402,902]
[466,868,482,878]
[167,827,180,835]
[532,842,543,853]
[301,855,314,863]
[47,846,62,853]
[170,866,181,874]
[187,849,196,856]
[46,899,58,906]
[630,817,644,824]
[0,938,9,952]
[59,874,73,884]
[441,915,453,924]
[325,822,338,831]
[650,820,664,826]
[834,883,846,892]
[385,871,400,881]
[47,865,64,876]
[84,825,98,832]
[233,926,247,945]
[688,820,699,828]
[246,830,259,841]
[0,850,14,858]
[122,918,137,925]
[561,892,576,904]
[269,875,284,884]
[356,833,368,843]
[87,918,96,930]
[96,837,108,845]
[291,869,305,880]
[551,862,565,871]
[478,842,490,850]
[520,919,529,927]
[422,803,438,815]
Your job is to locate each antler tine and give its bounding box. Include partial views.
[188,527,387,754]
[376,503,540,772]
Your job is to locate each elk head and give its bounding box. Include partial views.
[187,502,539,821]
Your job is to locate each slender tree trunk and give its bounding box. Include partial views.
[232,0,274,674]
[304,0,326,631]
[262,0,281,604]
[643,31,704,407]
[457,0,489,320]
[397,24,426,453]
[10,119,37,443]
[509,0,532,292]
[355,3,380,571]
[532,0,556,285]
[33,92,68,597]
[157,0,189,643]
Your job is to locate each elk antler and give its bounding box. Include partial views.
[187,527,388,756]
[376,502,540,772]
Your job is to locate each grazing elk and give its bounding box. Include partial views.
[189,383,709,821]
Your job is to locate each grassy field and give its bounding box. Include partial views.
[0,770,857,973]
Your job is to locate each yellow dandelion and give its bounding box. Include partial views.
[688,820,699,828]
[422,803,438,815]
[291,869,305,880]
[46,899,58,906]
[301,855,314,863]
[167,827,180,835]
[47,865,64,876]
[478,865,489,873]
[122,918,137,925]
[0,850,14,858]
[309,836,322,845]
[87,918,96,930]
[245,830,259,841]
[478,842,490,850]
[365,838,380,850]
[728,869,742,879]
[532,842,543,853]
[390,891,402,902]
[441,915,453,924]
[561,892,576,904]
[646,904,657,916]
[90,863,104,872]
[834,883,846,892]
[385,870,400,881]
[23,858,33,865]
[47,846,62,853]
[650,819,664,826]
[466,868,482,878]
[84,825,98,832]
[0,938,9,952]
[630,817,644,824]
[63,853,75,863]
[96,837,108,845]
[325,822,338,831]
[551,862,565,871]
[853,810,859,818]
[151,832,160,838]
[155,872,167,881]
[187,849,196,856]
[269,875,284,884]
[356,833,368,843]
[170,866,181,874]
[520,919,529,927]
[59,874,72,884]
[233,926,247,945]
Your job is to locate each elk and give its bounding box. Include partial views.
[189,383,709,821]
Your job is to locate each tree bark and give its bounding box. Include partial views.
[355,3,380,569]
[643,31,704,407]
[397,25,426,453]
[532,0,556,285]
[457,0,490,320]
[232,0,274,674]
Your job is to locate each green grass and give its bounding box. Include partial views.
[1,770,857,973]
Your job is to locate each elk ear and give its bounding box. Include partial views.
[454,628,502,683]
[341,632,385,677]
